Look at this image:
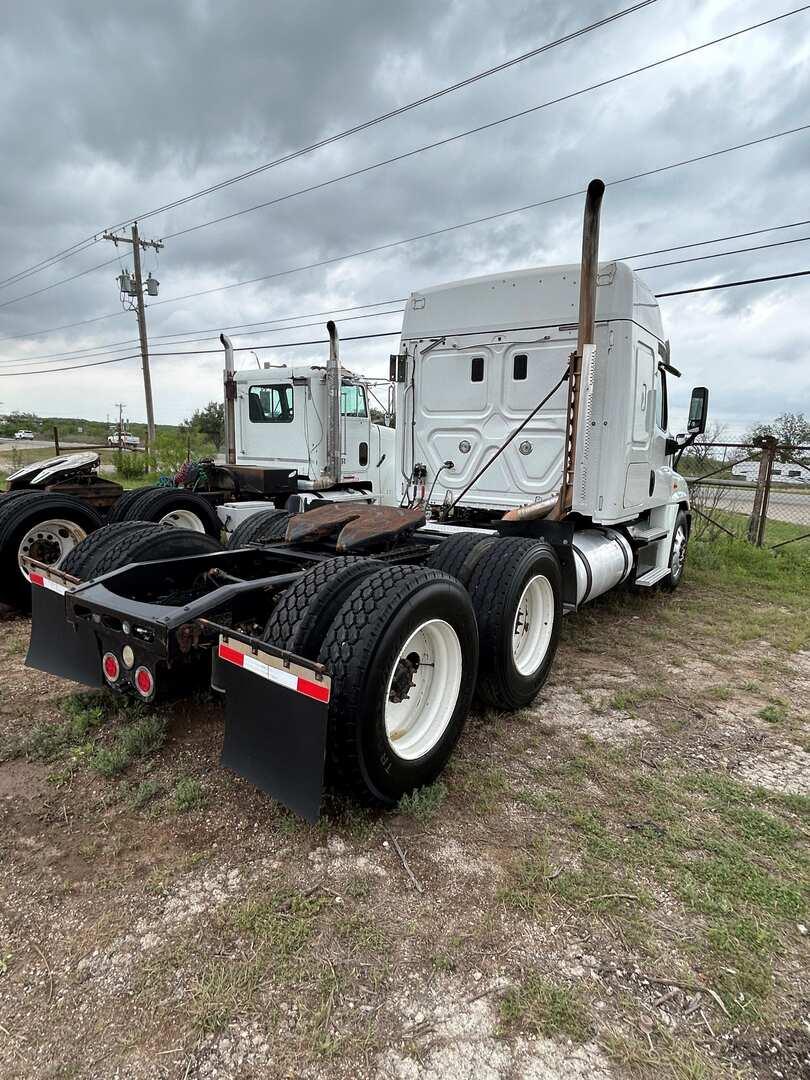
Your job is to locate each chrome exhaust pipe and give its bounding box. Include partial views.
[317,320,342,488]
[221,333,237,466]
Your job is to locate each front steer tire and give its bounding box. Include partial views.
[318,565,479,805]
[467,537,562,710]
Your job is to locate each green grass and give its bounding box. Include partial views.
[90,715,166,776]
[23,692,109,761]
[174,776,205,812]
[500,975,591,1040]
[130,778,161,809]
[501,748,809,1022]
[604,1024,736,1080]
[398,781,447,821]
[757,701,789,724]
[188,954,266,1034]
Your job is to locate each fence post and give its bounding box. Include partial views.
[747,436,777,546]
[53,426,60,455]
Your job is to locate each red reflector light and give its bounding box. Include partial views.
[134,666,154,699]
[102,652,120,682]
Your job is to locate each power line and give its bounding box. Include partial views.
[0,254,122,310]
[0,0,656,293]
[5,119,810,346]
[9,215,810,363]
[3,269,808,378]
[105,1,658,231]
[1,307,406,368]
[0,310,128,344]
[8,4,807,310]
[657,269,810,297]
[618,217,810,261]
[634,232,810,271]
[159,6,810,243]
[145,123,810,309]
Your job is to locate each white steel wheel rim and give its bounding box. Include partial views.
[384,618,463,761]
[159,508,206,532]
[512,574,554,676]
[18,518,87,572]
[671,525,687,580]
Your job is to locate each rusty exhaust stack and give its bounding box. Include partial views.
[555,177,605,517]
[221,333,237,465]
[322,320,342,487]
[504,178,605,523]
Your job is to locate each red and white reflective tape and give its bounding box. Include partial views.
[217,642,330,703]
[28,571,67,595]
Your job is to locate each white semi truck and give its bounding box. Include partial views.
[0,357,396,609]
[23,180,707,820]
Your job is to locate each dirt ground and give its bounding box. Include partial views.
[0,549,808,1079]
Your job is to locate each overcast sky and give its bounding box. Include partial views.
[1,0,808,436]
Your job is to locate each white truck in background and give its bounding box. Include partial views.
[22,179,709,822]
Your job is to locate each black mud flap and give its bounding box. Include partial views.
[216,639,330,823]
[25,579,104,688]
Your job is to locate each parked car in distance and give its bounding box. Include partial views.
[107,432,141,448]
[14,430,35,440]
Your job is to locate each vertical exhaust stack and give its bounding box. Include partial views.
[553,177,605,519]
[503,179,605,523]
[324,320,342,486]
[221,333,237,466]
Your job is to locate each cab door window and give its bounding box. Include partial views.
[340,384,368,417]
[248,384,294,423]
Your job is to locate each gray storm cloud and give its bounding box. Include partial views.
[1,0,808,436]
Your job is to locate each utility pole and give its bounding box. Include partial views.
[103,222,163,449]
[114,402,126,445]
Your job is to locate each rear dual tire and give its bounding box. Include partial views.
[112,487,221,537]
[266,560,478,805]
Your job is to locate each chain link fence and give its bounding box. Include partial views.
[683,437,810,550]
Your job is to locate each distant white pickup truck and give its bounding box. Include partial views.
[14,430,35,440]
[107,432,141,448]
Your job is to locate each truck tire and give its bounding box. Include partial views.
[60,521,164,580]
[118,487,221,537]
[264,556,382,660]
[425,530,498,585]
[660,509,689,592]
[69,523,222,583]
[318,565,478,805]
[227,509,290,549]
[467,537,562,710]
[108,486,156,523]
[0,493,102,610]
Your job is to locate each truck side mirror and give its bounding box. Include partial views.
[687,387,708,435]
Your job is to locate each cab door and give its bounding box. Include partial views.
[340,383,371,482]
[623,339,655,508]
